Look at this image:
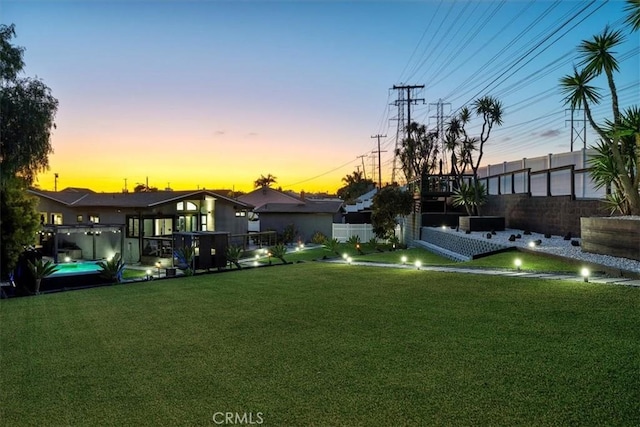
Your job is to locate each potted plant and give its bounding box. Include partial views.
[26,258,58,295]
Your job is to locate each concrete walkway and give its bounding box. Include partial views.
[325,259,640,287]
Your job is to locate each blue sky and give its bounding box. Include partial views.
[3,0,639,192]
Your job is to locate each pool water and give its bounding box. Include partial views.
[51,262,101,276]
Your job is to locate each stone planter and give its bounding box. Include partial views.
[459,216,505,232]
[581,217,640,261]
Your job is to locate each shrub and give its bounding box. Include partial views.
[226,245,243,269]
[311,231,327,244]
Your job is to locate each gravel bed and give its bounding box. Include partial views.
[434,227,640,274]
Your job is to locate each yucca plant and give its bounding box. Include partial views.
[97,253,125,284]
[269,243,288,264]
[451,181,487,215]
[323,238,340,256]
[226,245,243,269]
[26,258,58,295]
[174,245,195,270]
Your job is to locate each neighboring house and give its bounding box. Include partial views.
[342,188,377,224]
[239,187,344,242]
[28,188,252,263]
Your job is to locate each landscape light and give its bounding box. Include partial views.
[514,258,522,271]
[401,255,407,264]
[528,241,536,248]
[255,254,260,259]
[442,225,447,230]
[415,260,422,270]
[146,269,152,280]
[347,257,353,265]
[581,267,590,283]
[342,253,348,260]
[64,256,71,263]
[253,261,258,267]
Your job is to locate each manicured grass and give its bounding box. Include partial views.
[1,263,638,425]
[284,243,586,274]
[462,250,585,273]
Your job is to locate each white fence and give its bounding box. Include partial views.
[332,223,402,243]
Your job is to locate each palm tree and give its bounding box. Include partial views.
[624,0,640,32]
[561,25,640,214]
[254,173,277,188]
[578,26,624,124]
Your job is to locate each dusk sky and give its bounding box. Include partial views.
[4,0,639,193]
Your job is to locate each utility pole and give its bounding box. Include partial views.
[54,173,59,192]
[429,98,451,173]
[392,84,425,137]
[371,134,387,189]
[391,84,425,184]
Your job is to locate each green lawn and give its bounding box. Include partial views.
[2,263,638,425]
[279,244,588,274]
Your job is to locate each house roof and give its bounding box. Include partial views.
[238,187,303,209]
[254,200,344,214]
[28,188,253,209]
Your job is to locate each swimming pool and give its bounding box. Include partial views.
[50,261,102,276]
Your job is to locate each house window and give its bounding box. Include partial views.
[235,211,246,217]
[176,201,198,211]
[76,215,83,223]
[89,214,99,223]
[127,216,140,238]
[50,213,63,225]
[178,215,197,232]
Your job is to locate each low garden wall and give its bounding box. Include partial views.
[482,194,604,237]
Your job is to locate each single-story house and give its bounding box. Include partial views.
[238,187,343,243]
[28,188,253,263]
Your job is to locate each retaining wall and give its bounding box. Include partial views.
[482,194,604,237]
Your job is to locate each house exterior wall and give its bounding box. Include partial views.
[260,213,334,242]
[214,203,249,236]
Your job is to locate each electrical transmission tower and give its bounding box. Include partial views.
[565,108,586,151]
[391,84,425,184]
[429,98,451,174]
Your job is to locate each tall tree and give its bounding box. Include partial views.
[560,23,640,214]
[395,122,439,183]
[254,173,277,188]
[443,97,503,215]
[0,24,58,278]
[337,170,374,203]
[371,185,414,240]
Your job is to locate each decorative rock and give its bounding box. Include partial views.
[508,235,516,242]
[571,240,580,247]
[516,234,522,239]
[491,229,497,235]
[544,233,551,238]
[523,230,531,235]
[534,239,542,246]
[465,230,471,234]
[486,233,492,239]
[564,232,572,241]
